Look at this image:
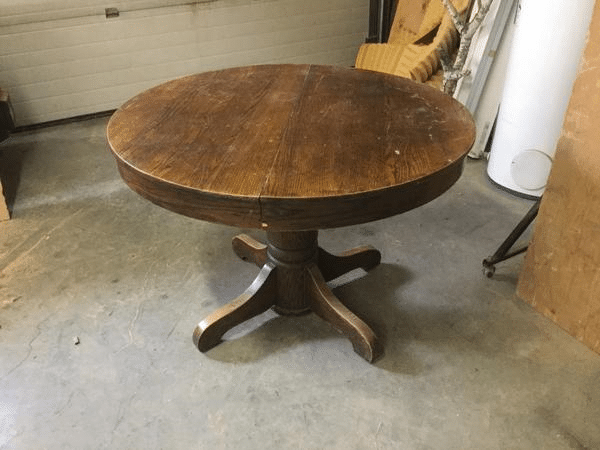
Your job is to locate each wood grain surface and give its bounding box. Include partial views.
[107,64,475,230]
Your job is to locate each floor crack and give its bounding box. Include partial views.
[0,314,50,380]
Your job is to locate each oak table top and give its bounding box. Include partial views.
[107,64,475,362]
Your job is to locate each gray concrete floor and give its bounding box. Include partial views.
[0,117,599,450]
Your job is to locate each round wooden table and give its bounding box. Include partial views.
[107,64,475,362]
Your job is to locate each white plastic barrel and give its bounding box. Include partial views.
[487,0,595,197]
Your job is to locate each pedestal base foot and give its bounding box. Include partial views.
[193,263,276,352]
[306,263,382,362]
[318,246,381,282]
[232,234,267,267]
[194,231,383,362]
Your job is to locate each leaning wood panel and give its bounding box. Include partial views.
[0,183,9,221]
[517,1,600,354]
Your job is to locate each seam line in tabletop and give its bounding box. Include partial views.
[257,64,313,227]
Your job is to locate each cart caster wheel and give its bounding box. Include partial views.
[482,261,495,278]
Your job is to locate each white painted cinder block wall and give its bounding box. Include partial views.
[0,0,368,126]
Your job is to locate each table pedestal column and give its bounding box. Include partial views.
[193,231,383,362]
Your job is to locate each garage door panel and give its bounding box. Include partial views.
[0,0,367,126]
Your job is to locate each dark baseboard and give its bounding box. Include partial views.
[13,110,116,134]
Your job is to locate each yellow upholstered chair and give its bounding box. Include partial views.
[355,0,469,89]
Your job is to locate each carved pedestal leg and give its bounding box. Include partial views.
[193,263,277,352]
[194,231,383,362]
[232,234,267,268]
[318,246,381,282]
[266,231,317,315]
[306,263,382,362]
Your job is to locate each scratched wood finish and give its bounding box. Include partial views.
[107,64,475,231]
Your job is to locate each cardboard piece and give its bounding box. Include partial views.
[0,181,9,221]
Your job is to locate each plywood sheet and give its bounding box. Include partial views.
[517,0,600,354]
